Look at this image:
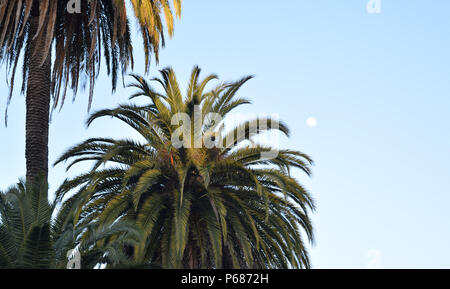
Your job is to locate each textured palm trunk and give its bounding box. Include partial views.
[25,15,51,185]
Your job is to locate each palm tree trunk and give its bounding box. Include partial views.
[25,14,51,185]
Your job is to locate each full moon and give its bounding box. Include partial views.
[306,117,317,127]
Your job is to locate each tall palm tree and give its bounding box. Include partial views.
[0,0,182,185]
[55,67,316,269]
[0,179,143,268]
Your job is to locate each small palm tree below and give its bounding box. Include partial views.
[55,67,316,269]
[0,180,142,269]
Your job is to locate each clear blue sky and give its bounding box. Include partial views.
[1,0,450,268]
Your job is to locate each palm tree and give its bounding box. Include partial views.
[0,0,182,185]
[55,67,316,269]
[0,179,142,268]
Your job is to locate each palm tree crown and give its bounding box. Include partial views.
[0,179,142,268]
[0,0,181,111]
[55,66,316,269]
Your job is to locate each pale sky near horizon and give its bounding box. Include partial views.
[1,0,450,268]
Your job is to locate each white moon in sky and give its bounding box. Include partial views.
[306,117,317,127]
